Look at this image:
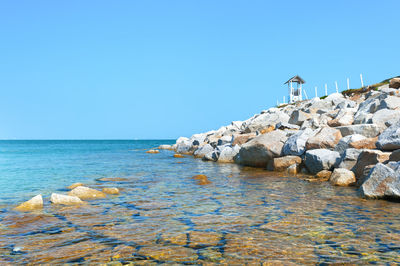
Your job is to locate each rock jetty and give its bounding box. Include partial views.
[168,77,400,201]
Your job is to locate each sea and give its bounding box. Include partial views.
[0,140,399,264]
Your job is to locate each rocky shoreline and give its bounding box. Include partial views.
[162,77,400,201]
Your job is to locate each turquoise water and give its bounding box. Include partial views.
[0,140,174,205]
[1,140,400,264]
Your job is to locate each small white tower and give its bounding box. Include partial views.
[284,75,305,103]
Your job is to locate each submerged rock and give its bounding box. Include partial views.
[237,130,287,167]
[361,163,400,199]
[68,186,106,200]
[146,149,160,154]
[102,188,120,195]
[158,144,173,150]
[329,168,356,186]
[192,174,211,185]
[14,195,43,212]
[50,193,83,205]
[304,149,341,174]
[173,154,185,158]
[67,183,84,190]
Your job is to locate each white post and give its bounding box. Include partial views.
[325,84,328,96]
[347,78,350,90]
[335,81,338,93]
[283,96,285,104]
[304,89,308,100]
[315,86,318,98]
[360,74,364,87]
[277,100,279,106]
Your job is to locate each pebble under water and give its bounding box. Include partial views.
[0,140,400,264]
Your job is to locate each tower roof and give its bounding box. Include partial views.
[284,75,305,84]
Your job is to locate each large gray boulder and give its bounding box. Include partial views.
[334,134,366,155]
[338,148,363,170]
[336,124,383,138]
[376,120,400,150]
[176,137,194,154]
[305,127,342,150]
[304,149,341,174]
[353,149,391,184]
[288,110,312,126]
[371,109,400,128]
[282,128,316,156]
[237,130,288,167]
[377,95,400,111]
[361,163,400,199]
[194,144,214,158]
[218,145,241,163]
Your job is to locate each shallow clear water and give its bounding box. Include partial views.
[1,140,400,264]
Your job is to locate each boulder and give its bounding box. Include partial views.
[217,135,233,146]
[237,130,287,167]
[353,150,391,182]
[376,120,400,150]
[273,156,302,171]
[361,163,400,199]
[50,193,83,205]
[328,109,356,127]
[389,78,400,89]
[190,133,207,146]
[275,122,300,130]
[334,134,366,155]
[349,137,378,149]
[102,187,120,195]
[68,186,106,200]
[287,164,298,175]
[203,151,219,162]
[377,95,400,111]
[218,145,241,163]
[243,112,289,133]
[232,133,256,146]
[336,124,383,138]
[288,110,312,126]
[371,109,400,128]
[329,168,356,186]
[282,128,316,156]
[389,149,400,162]
[305,127,342,150]
[315,170,332,180]
[338,148,363,170]
[15,195,43,212]
[304,149,341,174]
[176,137,194,154]
[68,183,84,190]
[194,144,214,158]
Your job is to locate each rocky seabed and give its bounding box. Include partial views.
[166,78,400,201]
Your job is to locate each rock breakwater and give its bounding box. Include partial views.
[168,77,400,201]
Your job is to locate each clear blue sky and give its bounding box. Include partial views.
[0,1,399,139]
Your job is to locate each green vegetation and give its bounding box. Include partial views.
[341,76,399,97]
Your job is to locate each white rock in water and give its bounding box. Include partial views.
[14,194,43,212]
[50,193,83,205]
[68,186,106,200]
